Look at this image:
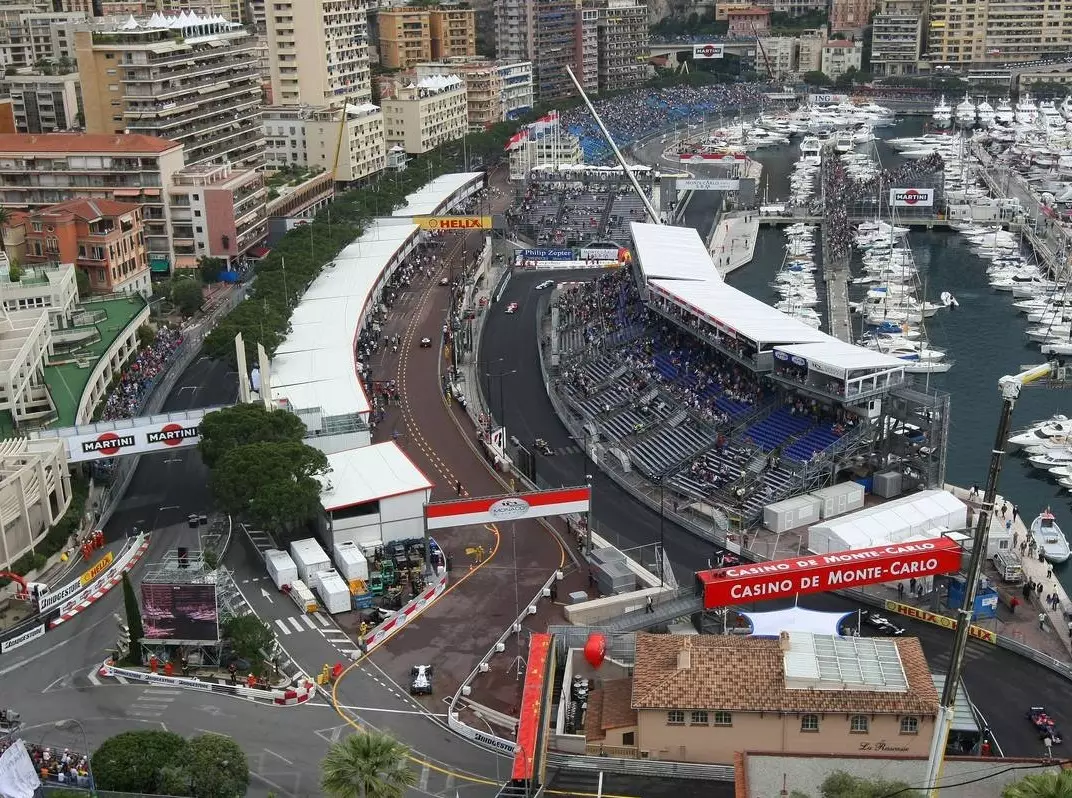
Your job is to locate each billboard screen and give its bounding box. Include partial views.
[889,188,935,208]
[693,44,724,59]
[141,583,219,641]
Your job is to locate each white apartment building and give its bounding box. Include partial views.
[497,60,534,118]
[577,7,599,95]
[762,37,799,78]
[0,8,86,71]
[414,58,533,128]
[382,75,467,154]
[0,437,72,571]
[821,39,864,78]
[6,72,82,133]
[307,104,386,183]
[267,0,372,106]
[869,0,925,76]
[509,131,582,181]
[262,105,310,168]
[796,29,827,73]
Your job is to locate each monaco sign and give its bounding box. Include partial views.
[890,188,935,208]
[693,44,725,59]
[697,538,963,608]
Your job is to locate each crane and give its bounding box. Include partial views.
[751,23,775,81]
[923,360,1066,794]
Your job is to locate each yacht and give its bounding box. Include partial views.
[799,136,823,163]
[834,130,855,153]
[976,99,996,128]
[1039,99,1066,133]
[954,94,976,127]
[1030,509,1071,564]
[1008,415,1072,450]
[932,96,953,129]
[1015,92,1039,126]
[1061,95,1072,122]
[995,98,1016,125]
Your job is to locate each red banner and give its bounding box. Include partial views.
[425,487,590,530]
[698,538,963,609]
[512,633,552,781]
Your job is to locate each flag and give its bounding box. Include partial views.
[505,129,528,151]
[527,111,560,140]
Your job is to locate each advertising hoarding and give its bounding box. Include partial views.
[414,215,492,231]
[519,248,574,262]
[80,552,114,586]
[884,600,996,644]
[692,44,725,59]
[698,538,962,609]
[67,421,201,463]
[141,583,220,641]
[889,188,935,208]
[426,487,591,530]
[678,178,741,191]
[512,633,552,781]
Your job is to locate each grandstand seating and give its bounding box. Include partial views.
[630,415,715,479]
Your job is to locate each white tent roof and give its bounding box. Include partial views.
[742,606,852,637]
[630,222,721,282]
[393,172,484,218]
[320,443,432,512]
[774,340,906,377]
[650,279,829,347]
[807,489,968,553]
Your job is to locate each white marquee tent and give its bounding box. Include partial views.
[806,489,968,553]
[741,606,852,637]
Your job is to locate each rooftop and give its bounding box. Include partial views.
[585,679,638,741]
[32,198,140,222]
[44,295,147,427]
[319,441,433,512]
[630,632,939,716]
[631,222,719,283]
[0,133,181,156]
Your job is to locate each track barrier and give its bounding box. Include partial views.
[99,660,314,706]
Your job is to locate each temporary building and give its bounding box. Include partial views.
[265,549,297,591]
[314,570,351,615]
[806,489,968,553]
[290,538,331,584]
[334,541,370,584]
[741,606,852,637]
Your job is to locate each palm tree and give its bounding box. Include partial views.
[1004,771,1072,798]
[320,730,418,798]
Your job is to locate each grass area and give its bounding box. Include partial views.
[266,165,322,190]
[44,295,147,427]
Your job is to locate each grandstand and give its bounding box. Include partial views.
[547,222,949,528]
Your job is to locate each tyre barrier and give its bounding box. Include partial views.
[274,681,315,705]
[99,660,313,707]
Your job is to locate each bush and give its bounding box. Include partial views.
[91,730,190,793]
[186,733,250,798]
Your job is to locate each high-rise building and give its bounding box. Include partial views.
[576,6,599,94]
[870,0,925,76]
[266,0,372,106]
[592,0,648,94]
[382,75,466,154]
[821,39,864,77]
[414,57,533,129]
[428,8,476,60]
[494,0,530,63]
[168,162,267,267]
[6,72,82,133]
[378,7,432,69]
[925,0,1072,65]
[74,13,264,169]
[306,104,385,183]
[0,7,86,71]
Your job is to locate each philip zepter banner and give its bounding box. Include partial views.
[67,421,202,462]
[889,188,935,208]
[425,487,591,530]
[693,43,724,59]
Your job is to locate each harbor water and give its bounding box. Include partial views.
[718,117,1072,594]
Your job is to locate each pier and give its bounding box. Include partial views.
[708,210,759,277]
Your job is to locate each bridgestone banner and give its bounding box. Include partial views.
[889,188,935,207]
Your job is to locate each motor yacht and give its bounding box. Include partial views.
[1008,415,1072,449]
[954,95,976,127]
[995,98,1016,125]
[932,96,953,130]
[799,136,823,163]
[834,131,855,153]
[976,100,996,128]
[1015,93,1039,126]
[1028,450,1072,469]
[1030,509,1071,564]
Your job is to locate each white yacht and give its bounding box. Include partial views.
[1030,509,1071,564]
[954,94,976,127]
[976,99,996,128]
[799,136,823,163]
[995,98,1016,125]
[1039,99,1065,133]
[932,96,953,129]
[1015,92,1039,126]
[1008,415,1072,450]
[834,130,855,153]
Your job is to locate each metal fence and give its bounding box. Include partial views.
[546,752,734,782]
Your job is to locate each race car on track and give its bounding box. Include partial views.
[536,280,554,290]
[419,336,432,348]
[1027,707,1062,743]
[861,611,905,636]
[410,665,434,696]
[505,302,519,314]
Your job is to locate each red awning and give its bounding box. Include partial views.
[248,246,271,259]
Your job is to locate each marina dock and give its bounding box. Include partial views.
[709,211,759,277]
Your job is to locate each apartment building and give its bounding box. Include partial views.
[0,133,184,271]
[168,162,267,267]
[821,39,864,77]
[727,7,770,36]
[415,58,534,129]
[17,198,150,296]
[262,105,309,169]
[306,104,386,183]
[534,0,580,101]
[576,6,599,94]
[429,8,476,60]
[0,436,72,571]
[592,0,648,94]
[926,0,1072,65]
[382,75,466,154]
[796,28,827,71]
[6,72,82,133]
[154,0,246,23]
[494,0,530,63]
[870,0,925,76]
[762,37,799,77]
[508,129,582,180]
[75,13,265,170]
[378,8,432,69]
[267,0,372,105]
[0,7,85,71]
[715,2,754,20]
[831,0,875,33]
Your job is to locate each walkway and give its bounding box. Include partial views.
[708,211,758,277]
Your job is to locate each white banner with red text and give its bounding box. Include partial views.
[425,487,591,530]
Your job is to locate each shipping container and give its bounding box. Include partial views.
[289,579,318,613]
[290,538,331,584]
[315,570,352,615]
[810,482,866,519]
[763,495,822,534]
[334,541,370,583]
[265,549,297,591]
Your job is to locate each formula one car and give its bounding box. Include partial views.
[861,611,905,636]
[1027,707,1063,743]
[410,665,434,696]
[419,337,432,348]
[505,302,519,314]
[534,438,555,456]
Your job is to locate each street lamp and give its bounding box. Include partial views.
[54,718,95,793]
[485,369,516,428]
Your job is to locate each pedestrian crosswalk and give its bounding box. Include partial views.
[273,612,331,635]
[124,687,179,719]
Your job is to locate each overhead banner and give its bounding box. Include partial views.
[884,600,996,644]
[890,188,935,208]
[414,215,492,231]
[810,93,849,104]
[679,152,748,163]
[678,178,741,191]
[697,538,963,609]
[67,421,201,462]
[425,486,591,530]
[693,43,724,59]
[520,248,574,262]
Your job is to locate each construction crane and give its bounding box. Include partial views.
[751,23,775,81]
[923,360,1067,794]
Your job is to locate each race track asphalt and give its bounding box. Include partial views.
[480,268,1072,760]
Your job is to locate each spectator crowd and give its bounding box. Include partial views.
[0,740,92,788]
[102,325,184,421]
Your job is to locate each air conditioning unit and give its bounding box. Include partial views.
[639,750,650,759]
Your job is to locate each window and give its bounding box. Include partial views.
[900,716,919,735]
[622,732,635,746]
[800,714,819,732]
[31,222,42,232]
[666,710,685,726]
[850,715,869,734]
[690,711,708,726]
[711,711,732,727]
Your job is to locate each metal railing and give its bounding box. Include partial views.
[546,752,734,782]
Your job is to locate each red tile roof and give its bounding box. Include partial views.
[34,198,141,221]
[0,133,181,155]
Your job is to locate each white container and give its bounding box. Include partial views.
[265,549,297,591]
[763,495,822,534]
[289,579,318,613]
[315,570,351,615]
[810,482,866,520]
[290,538,331,584]
[334,541,370,583]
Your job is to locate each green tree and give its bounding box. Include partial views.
[320,731,418,798]
[121,571,144,664]
[186,733,251,798]
[223,613,276,665]
[835,66,859,87]
[210,440,328,530]
[803,70,832,86]
[199,256,226,284]
[7,261,22,282]
[91,730,190,793]
[1003,771,1072,798]
[171,276,204,317]
[821,771,921,798]
[136,323,155,348]
[198,402,306,469]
